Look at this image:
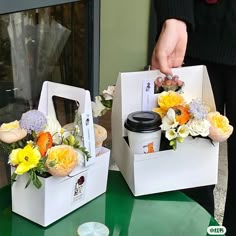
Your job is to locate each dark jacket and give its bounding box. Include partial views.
[155,0,236,65]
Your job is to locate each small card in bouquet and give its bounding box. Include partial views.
[142,79,156,111]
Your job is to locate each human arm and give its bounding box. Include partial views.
[151,19,187,75]
[151,0,194,75]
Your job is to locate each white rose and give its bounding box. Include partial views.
[187,118,210,137]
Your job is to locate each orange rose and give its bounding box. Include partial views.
[46,145,79,177]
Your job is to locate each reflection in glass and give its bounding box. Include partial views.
[0,1,90,187]
[0,1,88,123]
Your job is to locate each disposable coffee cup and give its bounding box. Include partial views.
[124,111,162,154]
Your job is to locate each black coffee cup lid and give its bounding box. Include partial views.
[124,111,162,133]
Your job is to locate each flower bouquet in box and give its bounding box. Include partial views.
[0,81,112,227]
[92,85,115,153]
[92,85,115,117]
[0,109,90,189]
[153,75,233,150]
[0,84,116,189]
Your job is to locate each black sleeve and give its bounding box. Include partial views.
[154,0,195,33]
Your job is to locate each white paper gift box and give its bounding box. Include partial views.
[112,65,219,196]
[11,81,110,226]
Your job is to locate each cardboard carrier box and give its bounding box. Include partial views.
[112,65,219,196]
[11,81,110,227]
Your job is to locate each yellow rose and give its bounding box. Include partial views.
[46,145,79,177]
[207,112,233,142]
[0,121,27,143]
[155,91,185,117]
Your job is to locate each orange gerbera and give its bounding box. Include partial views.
[173,105,190,125]
[36,132,53,157]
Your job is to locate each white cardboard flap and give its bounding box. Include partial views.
[38,81,92,117]
[113,65,215,137]
[38,81,96,165]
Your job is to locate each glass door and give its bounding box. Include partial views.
[0,0,100,187]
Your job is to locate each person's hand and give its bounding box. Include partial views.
[151,19,188,75]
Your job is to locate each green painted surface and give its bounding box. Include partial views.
[100,0,150,91]
[0,171,222,236]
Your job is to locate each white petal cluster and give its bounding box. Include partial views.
[44,116,62,136]
[160,108,179,130]
[102,86,115,100]
[187,118,210,137]
[92,96,106,117]
[177,124,189,138]
[166,129,177,140]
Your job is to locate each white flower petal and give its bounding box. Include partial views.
[177,124,189,138]
[161,108,179,130]
[92,96,106,117]
[102,86,115,101]
[187,118,210,137]
[44,116,61,136]
[165,129,177,140]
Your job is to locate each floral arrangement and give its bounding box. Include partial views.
[0,85,115,189]
[153,75,233,150]
[92,85,115,117]
[0,110,90,189]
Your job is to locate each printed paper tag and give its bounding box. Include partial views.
[142,80,157,111]
[81,113,96,165]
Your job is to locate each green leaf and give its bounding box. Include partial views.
[11,172,17,185]
[25,172,33,188]
[26,171,42,189]
[33,175,42,189]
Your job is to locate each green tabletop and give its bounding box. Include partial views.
[0,170,222,236]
